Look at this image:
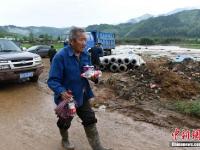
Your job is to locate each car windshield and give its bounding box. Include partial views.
[27,46,39,51]
[0,39,21,52]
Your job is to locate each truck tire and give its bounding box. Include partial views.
[30,76,39,82]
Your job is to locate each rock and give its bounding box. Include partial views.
[98,105,106,112]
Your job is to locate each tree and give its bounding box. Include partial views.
[0,32,5,38]
[23,36,28,41]
[57,36,61,41]
[139,38,155,45]
[28,32,34,43]
[44,34,49,44]
[39,34,44,39]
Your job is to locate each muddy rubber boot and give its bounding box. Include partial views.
[84,124,112,150]
[59,129,75,150]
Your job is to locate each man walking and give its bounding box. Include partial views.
[48,45,57,64]
[48,27,112,150]
[88,43,104,69]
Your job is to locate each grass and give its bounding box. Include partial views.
[175,100,200,117]
[178,44,200,49]
[21,43,33,49]
[53,43,63,50]
[21,42,64,51]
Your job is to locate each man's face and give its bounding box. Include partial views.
[71,32,87,53]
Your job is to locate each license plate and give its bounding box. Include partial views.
[20,72,33,79]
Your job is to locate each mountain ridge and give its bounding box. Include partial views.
[1,9,200,39]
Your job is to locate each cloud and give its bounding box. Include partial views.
[0,0,200,27]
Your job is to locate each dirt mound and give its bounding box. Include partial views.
[147,61,200,100]
[106,59,200,101]
[99,59,200,129]
[167,59,200,83]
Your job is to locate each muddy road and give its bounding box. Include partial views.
[0,58,197,150]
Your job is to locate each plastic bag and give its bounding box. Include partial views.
[54,91,76,119]
[81,65,102,79]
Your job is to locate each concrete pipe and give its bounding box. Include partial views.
[118,64,127,72]
[110,57,117,63]
[110,63,119,73]
[123,58,130,65]
[102,58,110,65]
[127,64,134,70]
[130,59,137,66]
[99,63,106,71]
[117,58,124,64]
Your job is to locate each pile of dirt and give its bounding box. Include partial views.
[96,58,200,129]
[147,61,200,100]
[105,59,200,101]
[167,59,200,83]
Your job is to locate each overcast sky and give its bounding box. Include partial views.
[1,0,200,28]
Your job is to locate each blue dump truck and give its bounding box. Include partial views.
[85,31,115,55]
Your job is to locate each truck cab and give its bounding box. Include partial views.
[86,31,115,56]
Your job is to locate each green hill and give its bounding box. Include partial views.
[86,9,200,39]
[1,9,200,43]
[1,25,70,38]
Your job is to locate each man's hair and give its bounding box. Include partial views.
[68,27,86,42]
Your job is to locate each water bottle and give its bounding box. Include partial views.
[67,91,76,116]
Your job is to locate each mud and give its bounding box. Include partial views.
[0,81,176,150]
[0,58,199,150]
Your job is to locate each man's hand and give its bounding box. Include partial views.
[61,91,72,102]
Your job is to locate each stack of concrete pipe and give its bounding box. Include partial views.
[99,53,145,73]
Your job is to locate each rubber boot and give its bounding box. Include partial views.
[59,128,75,150]
[84,124,112,150]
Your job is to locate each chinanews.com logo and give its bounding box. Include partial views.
[170,128,200,147]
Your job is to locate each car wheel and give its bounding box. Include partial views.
[30,76,39,82]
